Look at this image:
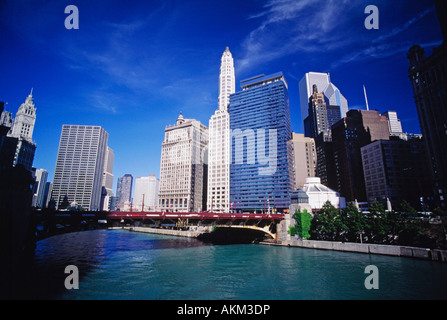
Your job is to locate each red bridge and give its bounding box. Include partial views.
[108,211,284,221]
[108,211,285,240]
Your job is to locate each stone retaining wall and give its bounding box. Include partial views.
[264,238,447,262]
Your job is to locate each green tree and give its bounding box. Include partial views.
[289,209,312,239]
[340,203,366,242]
[364,200,390,244]
[397,200,418,216]
[310,201,345,241]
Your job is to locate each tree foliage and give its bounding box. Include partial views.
[289,209,312,239]
[304,200,445,249]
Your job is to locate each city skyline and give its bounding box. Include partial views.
[0,1,443,194]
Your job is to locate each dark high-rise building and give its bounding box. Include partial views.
[229,72,294,212]
[407,0,447,209]
[304,84,341,189]
[332,110,390,202]
[361,138,432,210]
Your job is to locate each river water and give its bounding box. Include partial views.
[21,229,447,300]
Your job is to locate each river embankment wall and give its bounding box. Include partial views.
[261,238,447,262]
[121,226,210,238]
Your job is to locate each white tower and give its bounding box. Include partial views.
[207,47,235,213]
[218,47,235,112]
[10,89,37,142]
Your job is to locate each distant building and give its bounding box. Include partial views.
[134,174,159,211]
[291,133,316,189]
[52,125,109,211]
[116,174,133,210]
[382,111,403,136]
[101,146,114,211]
[229,72,294,213]
[331,109,390,202]
[42,181,53,209]
[361,138,432,210]
[407,0,447,209]
[158,113,208,212]
[32,168,48,208]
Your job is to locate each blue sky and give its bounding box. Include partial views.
[0,0,443,194]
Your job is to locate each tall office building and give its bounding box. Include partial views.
[407,0,447,209]
[158,113,208,212]
[299,72,348,123]
[229,72,294,212]
[134,174,159,211]
[291,133,316,189]
[32,168,48,208]
[304,84,341,139]
[207,47,235,212]
[116,174,133,210]
[331,110,390,202]
[52,125,109,210]
[304,84,340,190]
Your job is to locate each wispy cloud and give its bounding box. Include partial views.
[238,0,354,72]
[237,0,438,73]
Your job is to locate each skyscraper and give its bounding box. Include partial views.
[52,125,109,210]
[407,0,447,209]
[116,174,133,210]
[304,84,340,190]
[299,72,348,123]
[229,72,294,212]
[207,47,235,212]
[158,113,208,212]
[331,110,390,202]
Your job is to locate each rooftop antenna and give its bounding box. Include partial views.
[363,85,370,111]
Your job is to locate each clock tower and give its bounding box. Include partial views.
[10,88,37,142]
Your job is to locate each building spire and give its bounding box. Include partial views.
[363,85,370,111]
[30,88,33,96]
[218,46,235,111]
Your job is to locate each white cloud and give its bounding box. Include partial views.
[238,0,355,72]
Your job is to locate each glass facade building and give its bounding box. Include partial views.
[229,72,294,213]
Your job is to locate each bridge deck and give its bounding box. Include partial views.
[108,211,284,221]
